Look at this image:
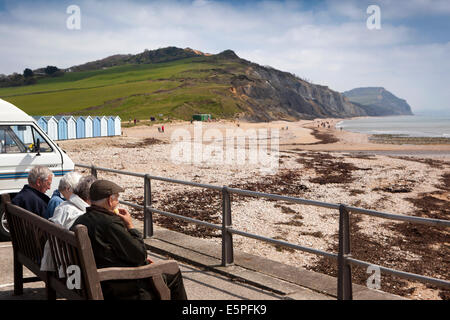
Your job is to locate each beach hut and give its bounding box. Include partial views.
[67,116,76,140]
[55,116,68,140]
[100,116,108,137]
[45,116,58,140]
[92,116,101,137]
[76,116,86,139]
[114,116,121,136]
[33,116,48,134]
[85,116,93,138]
[12,125,33,144]
[107,116,115,136]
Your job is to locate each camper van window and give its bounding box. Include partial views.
[0,125,26,153]
[31,127,52,152]
[0,126,52,154]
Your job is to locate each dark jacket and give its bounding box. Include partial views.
[12,185,50,218]
[71,205,154,300]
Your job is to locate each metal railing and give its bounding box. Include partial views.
[77,163,450,300]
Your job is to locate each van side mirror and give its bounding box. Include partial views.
[36,138,41,156]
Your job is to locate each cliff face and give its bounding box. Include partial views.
[228,59,368,121]
[343,87,414,116]
[55,47,414,121]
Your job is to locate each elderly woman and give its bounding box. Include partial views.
[44,171,82,219]
[40,175,97,273]
[50,175,97,229]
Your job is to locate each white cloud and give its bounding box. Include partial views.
[0,0,448,112]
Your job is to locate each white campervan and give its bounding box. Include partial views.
[0,98,75,240]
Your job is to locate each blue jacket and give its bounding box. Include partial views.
[45,190,65,219]
[12,185,50,218]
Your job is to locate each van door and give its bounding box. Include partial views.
[0,124,63,194]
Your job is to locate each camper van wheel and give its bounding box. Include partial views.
[0,207,10,241]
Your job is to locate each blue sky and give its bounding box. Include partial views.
[0,0,449,114]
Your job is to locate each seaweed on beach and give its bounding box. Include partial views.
[296,152,370,184]
[127,169,310,238]
[114,137,166,148]
[308,190,450,300]
[390,156,450,169]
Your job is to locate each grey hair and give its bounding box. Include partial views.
[28,166,53,185]
[58,171,82,193]
[90,193,118,207]
[74,175,97,202]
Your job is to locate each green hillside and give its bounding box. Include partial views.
[1,47,412,122]
[0,55,245,121]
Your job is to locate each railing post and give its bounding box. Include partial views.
[143,174,153,238]
[221,186,234,266]
[337,204,353,300]
[90,165,98,179]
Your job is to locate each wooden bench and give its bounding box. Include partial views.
[1,194,181,300]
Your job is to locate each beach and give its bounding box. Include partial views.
[57,118,450,300]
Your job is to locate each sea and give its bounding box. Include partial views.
[336,115,450,138]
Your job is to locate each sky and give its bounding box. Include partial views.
[0,0,449,115]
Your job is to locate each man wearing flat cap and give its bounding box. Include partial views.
[71,179,187,300]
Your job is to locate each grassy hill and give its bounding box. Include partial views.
[0,54,245,121]
[1,47,410,121]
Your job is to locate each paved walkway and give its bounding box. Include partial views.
[0,224,407,300]
[0,242,286,300]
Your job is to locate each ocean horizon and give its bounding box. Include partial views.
[336,115,450,138]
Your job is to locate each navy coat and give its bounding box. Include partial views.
[12,185,50,218]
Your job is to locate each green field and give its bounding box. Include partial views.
[0,57,245,121]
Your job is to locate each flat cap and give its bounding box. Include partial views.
[90,179,125,201]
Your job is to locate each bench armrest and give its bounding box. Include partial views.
[96,260,180,300]
[97,260,180,282]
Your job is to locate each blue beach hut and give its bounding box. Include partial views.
[55,116,68,140]
[33,116,48,134]
[107,116,115,136]
[93,116,101,137]
[76,116,86,139]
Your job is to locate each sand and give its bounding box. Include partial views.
[57,118,450,300]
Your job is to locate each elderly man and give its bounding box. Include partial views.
[12,165,53,218]
[71,180,187,300]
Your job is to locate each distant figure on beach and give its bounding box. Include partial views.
[134,118,137,125]
[162,125,165,133]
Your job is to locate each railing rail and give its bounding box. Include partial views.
[76,163,450,299]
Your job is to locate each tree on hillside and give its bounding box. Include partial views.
[44,65,59,75]
[23,68,34,78]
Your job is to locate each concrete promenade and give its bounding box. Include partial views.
[0,225,406,300]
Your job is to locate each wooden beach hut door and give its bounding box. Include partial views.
[67,116,76,140]
[76,117,86,139]
[85,116,93,138]
[114,116,121,136]
[56,116,68,140]
[100,116,108,137]
[93,117,101,137]
[46,116,58,141]
[107,117,115,136]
